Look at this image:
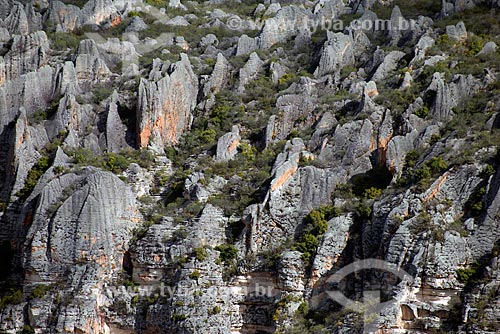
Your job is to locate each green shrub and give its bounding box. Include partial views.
[106,153,130,173]
[193,247,208,261]
[296,302,308,316]
[355,203,372,220]
[239,142,257,162]
[409,157,448,185]
[68,148,155,174]
[48,32,84,51]
[215,244,238,263]
[0,200,6,212]
[468,186,486,217]
[480,164,495,179]
[60,0,87,8]
[456,266,480,283]
[405,150,421,168]
[171,227,189,241]
[144,0,168,7]
[30,110,48,124]
[467,35,485,56]
[93,85,114,104]
[21,325,35,334]
[29,284,52,299]
[208,305,221,315]
[414,106,430,119]
[0,289,23,310]
[437,34,453,50]
[210,105,230,128]
[171,313,187,322]
[363,187,382,199]
[53,166,65,174]
[199,128,217,144]
[17,155,51,200]
[189,270,201,280]
[277,72,297,90]
[294,206,340,263]
[131,295,139,304]
[413,165,431,181]
[294,234,318,263]
[429,134,442,145]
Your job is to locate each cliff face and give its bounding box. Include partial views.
[0,0,500,333]
[137,54,198,151]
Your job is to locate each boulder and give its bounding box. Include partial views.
[236,34,258,56]
[371,51,405,82]
[446,21,467,41]
[314,32,355,81]
[215,125,241,162]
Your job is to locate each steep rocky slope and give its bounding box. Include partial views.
[0,0,500,333]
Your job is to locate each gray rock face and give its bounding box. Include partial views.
[4,2,30,35]
[441,0,487,15]
[125,16,148,32]
[410,35,435,65]
[81,0,121,26]
[47,94,94,141]
[23,168,140,281]
[258,6,310,49]
[270,61,289,84]
[369,164,487,330]
[279,251,305,293]
[388,5,404,45]
[215,125,240,162]
[446,21,467,41]
[314,32,355,80]
[47,1,85,32]
[47,0,124,32]
[241,139,348,255]
[97,37,139,65]
[313,0,346,20]
[166,15,190,26]
[320,119,373,172]
[1,1,500,333]
[105,92,131,153]
[137,54,198,150]
[309,112,337,150]
[236,34,258,56]
[202,53,232,109]
[1,31,49,82]
[238,52,263,92]
[478,41,498,55]
[469,169,500,258]
[184,172,227,202]
[4,109,42,198]
[386,130,418,177]
[428,72,454,122]
[200,33,218,47]
[265,93,315,145]
[74,39,111,90]
[58,61,80,96]
[371,50,405,82]
[0,65,56,127]
[16,168,141,333]
[310,214,353,287]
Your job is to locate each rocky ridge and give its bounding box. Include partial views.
[0,0,499,334]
